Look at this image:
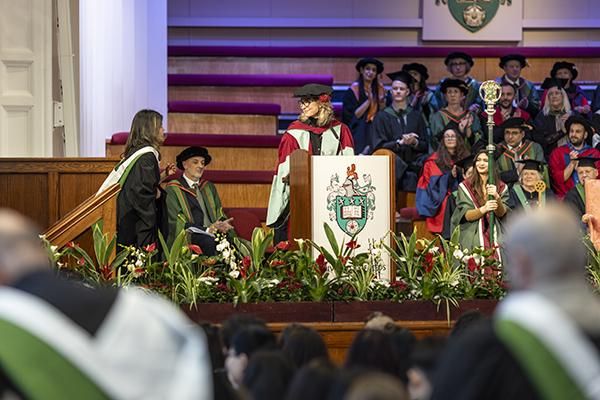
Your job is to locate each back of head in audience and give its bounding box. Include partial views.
[279,323,329,368]
[286,359,337,400]
[242,350,294,400]
[0,209,49,284]
[345,329,399,378]
[364,311,395,331]
[345,372,408,400]
[386,326,417,385]
[225,324,276,388]
[450,310,486,338]
[503,204,586,290]
[407,337,447,400]
[221,314,266,351]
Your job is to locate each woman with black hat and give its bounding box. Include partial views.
[508,160,554,211]
[342,58,386,154]
[545,61,591,115]
[371,70,429,191]
[402,63,440,120]
[267,83,354,243]
[416,122,470,237]
[429,79,482,151]
[164,146,234,254]
[433,51,482,112]
[495,54,540,118]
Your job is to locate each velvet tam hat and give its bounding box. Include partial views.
[176,146,212,170]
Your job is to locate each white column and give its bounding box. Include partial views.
[80,0,167,157]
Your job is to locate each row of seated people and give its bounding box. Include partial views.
[342,53,600,158]
[266,83,599,250]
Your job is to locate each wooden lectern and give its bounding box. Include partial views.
[288,149,396,279]
[585,179,600,250]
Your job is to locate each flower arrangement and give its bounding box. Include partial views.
[43,223,600,308]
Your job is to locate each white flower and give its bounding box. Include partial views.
[229,261,237,270]
[294,238,305,249]
[191,254,198,261]
[216,242,227,252]
[222,249,231,260]
[228,270,240,279]
[429,246,439,254]
[50,245,58,253]
[127,263,135,272]
[451,279,460,287]
[453,249,464,260]
[198,276,219,285]
[135,259,143,268]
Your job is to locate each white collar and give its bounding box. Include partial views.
[182,173,199,188]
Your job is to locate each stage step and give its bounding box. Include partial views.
[168,101,280,135]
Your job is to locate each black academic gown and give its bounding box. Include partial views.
[508,187,555,212]
[117,151,167,248]
[371,106,429,191]
[564,185,586,220]
[431,320,600,400]
[175,177,217,256]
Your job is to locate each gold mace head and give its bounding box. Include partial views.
[534,180,547,194]
[479,80,501,116]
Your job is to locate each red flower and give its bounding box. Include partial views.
[270,259,286,267]
[100,265,115,281]
[319,93,331,103]
[143,243,157,252]
[339,256,350,266]
[77,257,85,266]
[346,240,360,250]
[315,254,327,276]
[242,255,252,268]
[275,241,290,251]
[483,267,493,276]
[391,280,408,291]
[66,241,77,249]
[467,257,478,273]
[188,244,203,255]
[423,252,434,273]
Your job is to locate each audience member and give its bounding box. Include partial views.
[433,52,482,112]
[433,204,600,399]
[416,123,470,237]
[285,359,337,400]
[508,160,554,211]
[592,85,600,113]
[450,310,486,338]
[533,78,574,157]
[345,329,399,379]
[267,83,354,243]
[372,71,428,191]
[548,115,600,198]
[225,324,276,389]
[342,58,386,154]
[221,314,267,353]
[387,325,417,386]
[0,209,212,399]
[402,62,440,120]
[407,337,447,400]
[242,350,295,400]
[451,149,510,253]
[430,79,482,151]
[165,146,234,254]
[279,323,329,368]
[496,117,545,187]
[482,82,531,141]
[199,322,240,400]
[345,372,408,400]
[364,311,396,331]
[495,54,540,117]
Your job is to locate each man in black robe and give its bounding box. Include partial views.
[432,205,600,399]
[372,70,428,191]
[564,156,599,220]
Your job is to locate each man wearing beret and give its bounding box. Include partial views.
[495,54,540,118]
[548,116,600,199]
[165,146,234,255]
[267,83,354,243]
[433,51,482,113]
[496,117,545,187]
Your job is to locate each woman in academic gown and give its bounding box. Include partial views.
[508,160,554,211]
[115,109,175,248]
[416,123,470,237]
[451,149,510,253]
[342,58,386,154]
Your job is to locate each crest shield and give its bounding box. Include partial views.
[448,0,500,32]
[335,195,367,235]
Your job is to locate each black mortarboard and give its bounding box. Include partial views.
[176,146,212,170]
[401,63,430,81]
[515,159,545,173]
[500,117,533,133]
[499,54,527,69]
[436,121,461,140]
[440,78,469,95]
[551,61,578,80]
[444,52,474,67]
[386,70,414,86]
[355,58,384,74]
[576,156,600,169]
[540,77,564,90]
[293,83,333,98]
[455,154,475,170]
[566,115,595,137]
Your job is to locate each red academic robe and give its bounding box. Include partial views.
[548,145,600,199]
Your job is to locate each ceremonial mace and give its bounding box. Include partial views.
[479,81,502,245]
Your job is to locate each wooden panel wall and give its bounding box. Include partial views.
[168,113,278,135]
[0,158,117,229]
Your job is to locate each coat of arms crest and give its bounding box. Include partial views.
[435,0,511,33]
[326,164,376,236]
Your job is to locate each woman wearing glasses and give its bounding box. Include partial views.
[266,84,355,244]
